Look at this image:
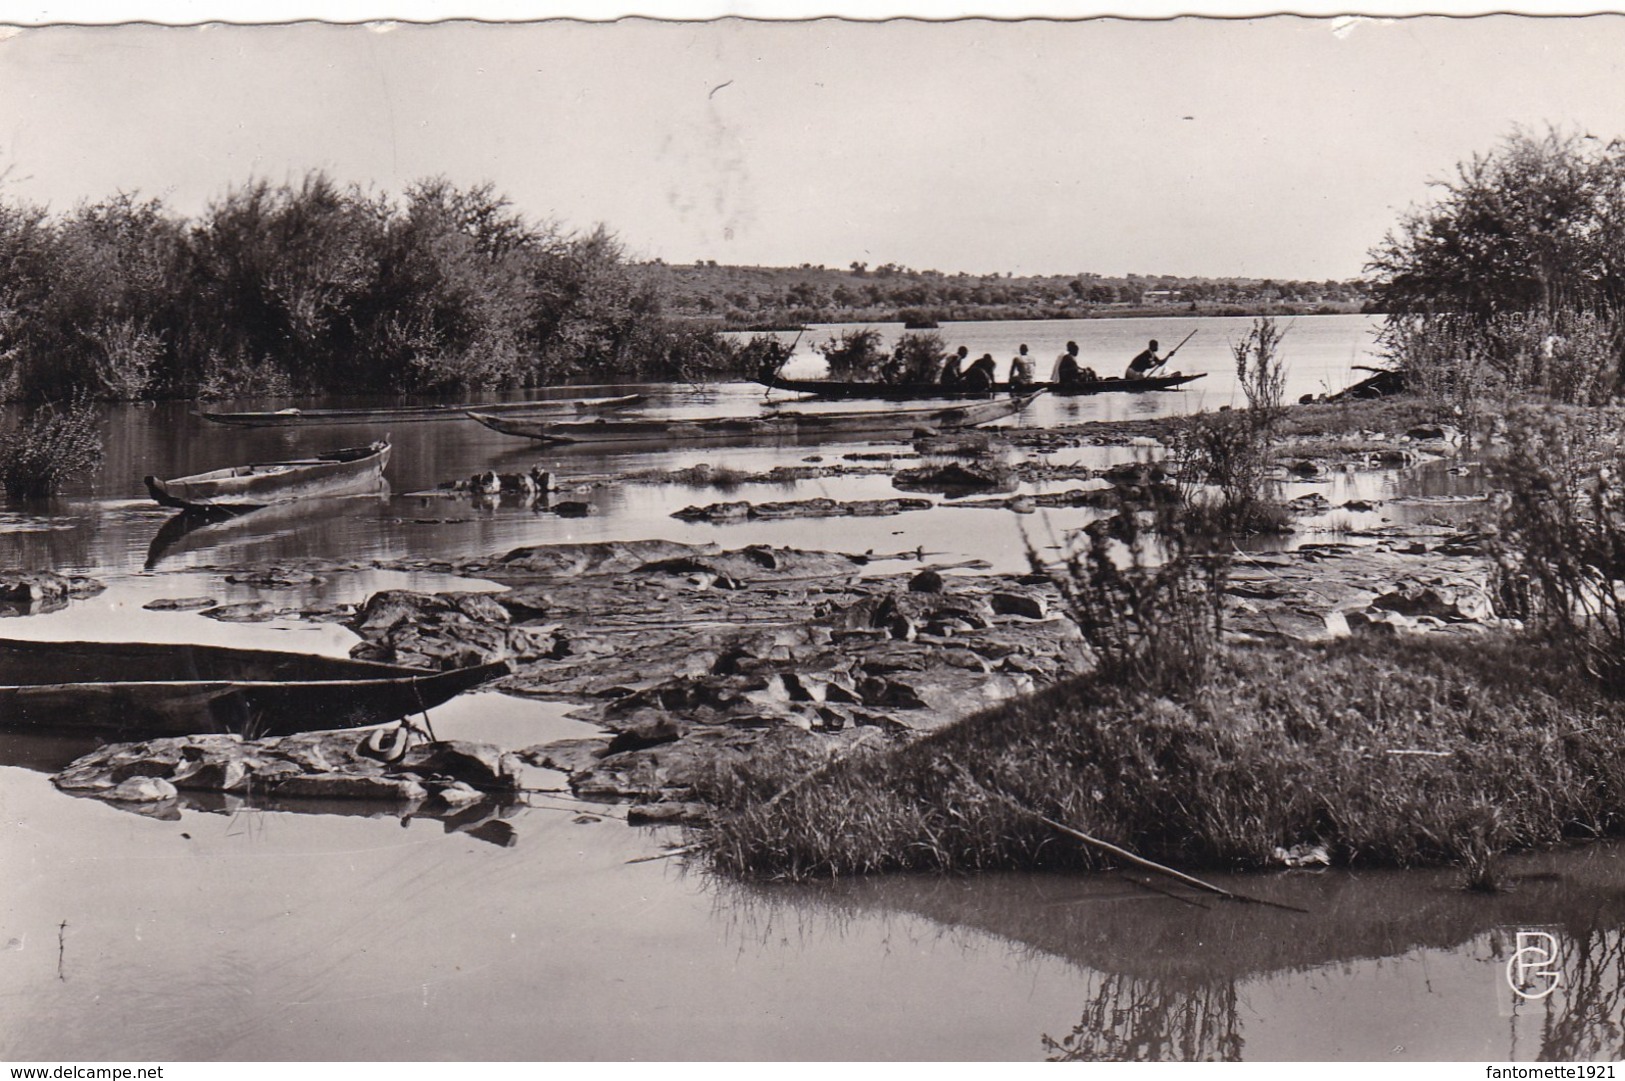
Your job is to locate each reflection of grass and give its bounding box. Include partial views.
[1044,972,1242,1062]
[692,633,1625,880]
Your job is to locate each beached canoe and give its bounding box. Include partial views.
[1325,368,1405,402]
[755,373,1205,399]
[198,393,647,427]
[0,637,508,738]
[144,441,391,510]
[466,393,1042,446]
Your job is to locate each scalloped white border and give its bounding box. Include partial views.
[0,1,1608,27]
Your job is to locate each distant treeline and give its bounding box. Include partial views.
[0,173,745,402]
[644,261,1373,328]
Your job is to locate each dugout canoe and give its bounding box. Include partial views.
[198,393,647,428]
[465,392,1043,445]
[144,441,391,510]
[755,372,1205,399]
[0,637,508,739]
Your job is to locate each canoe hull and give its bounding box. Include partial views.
[200,394,646,427]
[466,393,1042,445]
[144,441,390,509]
[757,373,1204,399]
[0,638,508,739]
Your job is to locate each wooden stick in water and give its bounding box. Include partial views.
[955,765,1310,914]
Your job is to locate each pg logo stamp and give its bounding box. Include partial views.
[1505,930,1562,1001]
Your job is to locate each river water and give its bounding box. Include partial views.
[4,313,1620,1062]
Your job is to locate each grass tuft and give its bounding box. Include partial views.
[690,633,1625,881]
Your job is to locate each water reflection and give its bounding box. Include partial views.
[714,843,1625,1061]
[1535,928,1625,1061]
[1042,972,1243,1061]
[144,491,393,569]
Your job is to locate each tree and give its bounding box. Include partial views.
[1367,127,1625,319]
[1368,127,1625,406]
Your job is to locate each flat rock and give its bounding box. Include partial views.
[893,461,1015,494]
[672,497,933,523]
[273,773,429,802]
[201,601,281,622]
[225,568,324,588]
[489,539,717,578]
[348,590,556,669]
[142,596,219,611]
[397,740,521,792]
[0,570,105,615]
[53,731,519,809]
[108,777,178,803]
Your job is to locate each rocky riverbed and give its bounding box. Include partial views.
[41,405,1501,824]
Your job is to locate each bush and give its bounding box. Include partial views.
[1233,316,1287,424]
[814,327,885,380]
[881,330,946,384]
[0,395,104,499]
[87,317,164,400]
[1175,413,1290,535]
[1379,309,1623,416]
[196,347,295,401]
[1173,317,1291,534]
[1488,406,1625,688]
[1029,478,1229,699]
[739,333,795,381]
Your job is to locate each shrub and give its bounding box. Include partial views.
[1379,309,1622,418]
[1488,406,1625,688]
[1175,412,1290,534]
[1029,481,1229,698]
[738,333,795,381]
[1173,317,1291,534]
[814,327,885,380]
[87,317,164,400]
[1233,316,1287,424]
[881,330,946,383]
[0,394,104,499]
[196,347,295,400]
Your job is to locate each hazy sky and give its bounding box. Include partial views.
[2,15,1623,280]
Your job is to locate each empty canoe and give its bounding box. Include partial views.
[466,393,1042,445]
[0,637,508,739]
[198,393,647,427]
[144,441,391,510]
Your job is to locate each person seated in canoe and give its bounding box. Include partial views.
[962,353,998,392]
[1051,341,1091,388]
[1009,344,1037,390]
[1126,339,1165,379]
[940,345,970,386]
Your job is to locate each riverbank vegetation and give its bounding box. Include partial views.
[1369,127,1625,413]
[647,261,1371,328]
[695,634,1625,881]
[0,174,751,402]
